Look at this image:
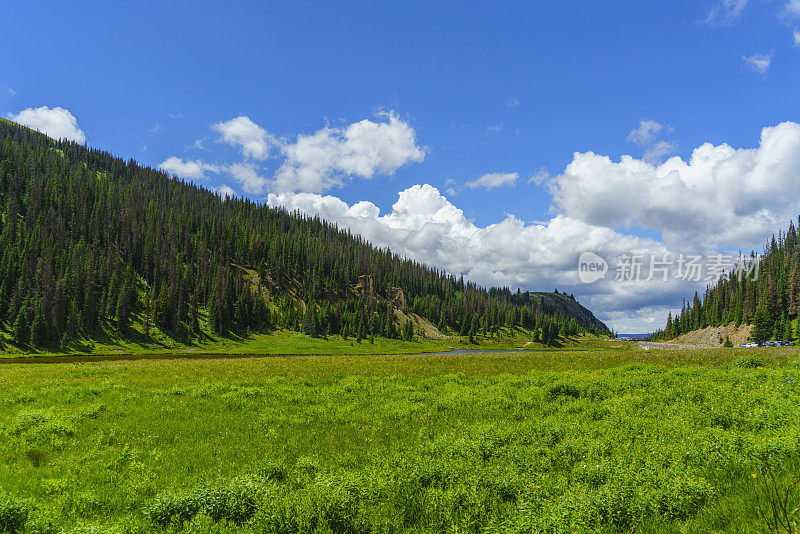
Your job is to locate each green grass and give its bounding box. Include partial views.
[0,323,615,359]
[1,347,798,533]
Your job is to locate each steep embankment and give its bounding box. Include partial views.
[667,324,753,347]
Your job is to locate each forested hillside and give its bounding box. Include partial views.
[0,118,608,352]
[651,220,800,342]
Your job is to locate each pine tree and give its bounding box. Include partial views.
[31,301,48,348]
[67,300,81,339]
[750,307,772,342]
[0,281,7,324]
[783,317,793,341]
[12,305,30,346]
[301,305,317,337]
[403,319,414,341]
[208,295,221,335]
[116,281,132,334]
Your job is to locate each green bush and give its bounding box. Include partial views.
[8,411,51,435]
[0,496,30,534]
[546,382,581,400]
[146,479,261,527]
[256,481,368,534]
[733,355,765,369]
[256,461,289,483]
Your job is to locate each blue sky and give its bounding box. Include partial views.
[4,0,800,332]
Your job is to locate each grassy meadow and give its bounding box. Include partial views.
[0,345,799,533]
[0,327,594,360]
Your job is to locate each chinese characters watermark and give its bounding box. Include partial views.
[577,252,760,284]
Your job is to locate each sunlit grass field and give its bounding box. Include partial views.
[1,346,799,533]
[0,328,599,360]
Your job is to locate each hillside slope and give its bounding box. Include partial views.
[666,324,753,347]
[651,218,800,343]
[526,291,609,333]
[0,119,608,353]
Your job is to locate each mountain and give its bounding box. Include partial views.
[525,291,609,334]
[651,220,800,343]
[0,118,608,352]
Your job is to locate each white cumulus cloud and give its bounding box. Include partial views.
[465,172,518,190]
[549,121,800,250]
[216,185,236,199]
[267,184,669,332]
[642,140,678,164]
[229,162,268,195]
[267,121,800,332]
[213,116,273,160]
[274,112,426,193]
[8,106,86,143]
[158,157,220,180]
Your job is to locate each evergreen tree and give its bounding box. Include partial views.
[31,301,48,348]
[403,319,414,342]
[67,301,82,339]
[750,307,772,342]
[115,278,137,335]
[12,305,29,346]
[302,305,317,337]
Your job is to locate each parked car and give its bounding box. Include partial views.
[779,340,794,346]
[741,342,758,348]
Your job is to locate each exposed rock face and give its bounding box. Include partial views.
[353,275,374,299]
[389,286,406,310]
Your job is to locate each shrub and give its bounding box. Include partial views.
[480,470,521,503]
[654,475,714,520]
[546,382,581,400]
[146,479,261,527]
[9,411,51,435]
[709,411,736,430]
[734,356,765,369]
[256,482,368,534]
[415,463,453,488]
[0,496,30,534]
[256,461,288,483]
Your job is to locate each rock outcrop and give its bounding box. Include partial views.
[353,274,375,300]
[389,286,406,310]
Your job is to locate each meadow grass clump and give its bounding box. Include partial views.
[546,382,581,400]
[0,495,30,533]
[8,411,51,435]
[733,355,766,369]
[8,411,75,443]
[253,476,369,534]
[255,461,289,483]
[146,478,263,527]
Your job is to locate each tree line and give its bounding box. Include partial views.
[651,221,800,342]
[0,119,607,350]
